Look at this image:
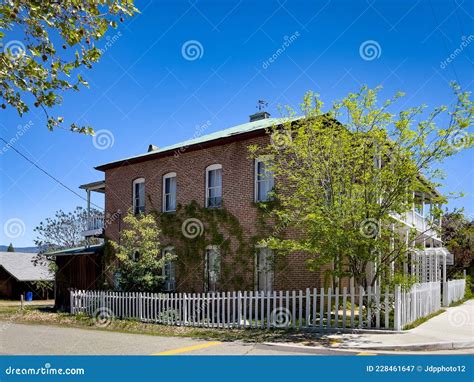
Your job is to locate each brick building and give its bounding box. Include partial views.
[53,111,448,305]
[86,112,326,293]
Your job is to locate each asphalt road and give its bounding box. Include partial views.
[0,322,470,356]
[0,322,357,355]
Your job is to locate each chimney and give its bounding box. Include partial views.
[148,144,159,152]
[249,111,271,122]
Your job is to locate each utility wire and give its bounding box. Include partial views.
[1,136,104,210]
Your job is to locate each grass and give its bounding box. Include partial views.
[448,296,473,307]
[0,303,333,344]
[402,309,445,330]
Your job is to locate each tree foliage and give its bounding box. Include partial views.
[6,242,14,252]
[442,210,474,278]
[250,84,473,288]
[34,206,102,252]
[111,211,176,292]
[0,0,137,132]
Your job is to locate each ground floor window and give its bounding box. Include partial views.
[205,245,220,292]
[162,247,176,292]
[255,247,274,292]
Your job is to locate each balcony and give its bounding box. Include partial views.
[390,210,441,242]
[79,180,105,238]
[82,215,105,237]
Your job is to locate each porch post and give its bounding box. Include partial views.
[86,189,91,219]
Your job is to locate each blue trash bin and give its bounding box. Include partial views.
[25,292,33,301]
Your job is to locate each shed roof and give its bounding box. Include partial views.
[0,252,54,282]
[44,244,104,257]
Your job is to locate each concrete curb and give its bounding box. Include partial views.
[262,341,474,352]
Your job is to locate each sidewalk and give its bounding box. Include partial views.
[267,299,474,351]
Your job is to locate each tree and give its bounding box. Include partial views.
[111,211,176,292]
[251,83,473,289]
[34,206,103,253]
[442,210,474,278]
[6,242,14,252]
[0,0,137,133]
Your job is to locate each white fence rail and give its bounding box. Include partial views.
[443,279,466,306]
[71,287,396,330]
[394,281,441,330]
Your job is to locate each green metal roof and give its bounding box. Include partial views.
[96,116,301,170]
[44,244,104,256]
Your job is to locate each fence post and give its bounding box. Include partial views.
[139,292,143,320]
[442,281,447,307]
[70,290,74,314]
[394,285,401,331]
[101,290,105,312]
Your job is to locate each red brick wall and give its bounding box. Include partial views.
[103,134,328,292]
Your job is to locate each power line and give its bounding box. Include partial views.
[0,137,104,210]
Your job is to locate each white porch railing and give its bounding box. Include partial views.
[390,211,440,240]
[394,281,441,330]
[87,215,104,231]
[443,279,466,306]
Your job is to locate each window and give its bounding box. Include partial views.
[162,246,176,292]
[162,172,177,212]
[255,247,274,291]
[205,164,222,208]
[205,245,220,292]
[133,178,145,215]
[255,159,274,202]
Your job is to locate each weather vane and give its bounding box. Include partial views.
[256,100,268,111]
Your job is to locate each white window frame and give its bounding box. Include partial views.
[254,158,275,202]
[254,246,274,292]
[205,164,222,208]
[162,172,177,212]
[132,178,145,215]
[205,245,220,292]
[162,246,176,292]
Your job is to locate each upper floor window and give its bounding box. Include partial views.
[255,158,274,202]
[255,247,274,292]
[205,164,222,208]
[163,172,177,212]
[205,245,220,292]
[133,178,145,215]
[162,246,176,292]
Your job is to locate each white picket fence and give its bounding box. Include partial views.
[71,281,447,331]
[443,279,466,306]
[70,286,396,330]
[394,281,441,330]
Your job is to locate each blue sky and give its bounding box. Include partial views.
[1,0,473,247]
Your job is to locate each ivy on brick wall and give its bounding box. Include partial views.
[153,200,261,292]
